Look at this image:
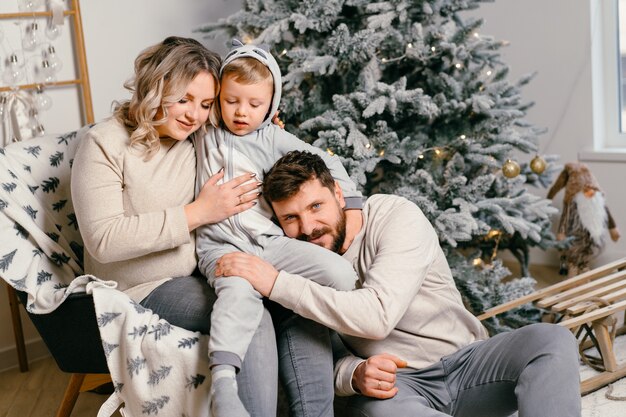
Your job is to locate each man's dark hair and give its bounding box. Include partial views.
[263,151,336,202]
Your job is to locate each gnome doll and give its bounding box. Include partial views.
[547,162,620,276]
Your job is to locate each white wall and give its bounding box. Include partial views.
[81,0,242,123]
[467,0,625,269]
[3,0,626,370]
[0,0,240,372]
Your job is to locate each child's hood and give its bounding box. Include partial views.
[221,39,282,130]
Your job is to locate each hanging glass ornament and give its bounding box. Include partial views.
[22,22,42,52]
[18,0,44,12]
[46,45,63,73]
[529,155,547,175]
[502,159,521,178]
[37,60,57,84]
[2,54,25,87]
[35,124,45,136]
[45,20,62,40]
[34,85,53,111]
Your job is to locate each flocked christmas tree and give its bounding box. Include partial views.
[199,0,563,333]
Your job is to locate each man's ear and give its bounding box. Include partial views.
[334,180,346,208]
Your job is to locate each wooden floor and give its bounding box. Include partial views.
[0,358,119,417]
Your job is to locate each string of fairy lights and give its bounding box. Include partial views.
[0,0,66,145]
[245,27,549,267]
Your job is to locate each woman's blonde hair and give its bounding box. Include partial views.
[114,36,221,160]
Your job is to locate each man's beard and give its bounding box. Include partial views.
[297,206,347,253]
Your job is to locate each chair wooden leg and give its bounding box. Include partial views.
[55,373,85,417]
[6,284,28,372]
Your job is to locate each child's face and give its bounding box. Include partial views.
[156,71,216,141]
[219,74,273,136]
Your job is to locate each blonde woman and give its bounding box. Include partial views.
[71,36,277,416]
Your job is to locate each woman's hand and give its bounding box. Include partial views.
[215,252,278,297]
[185,170,261,231]
[352,353,407,399]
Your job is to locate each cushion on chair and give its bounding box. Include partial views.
[15,289,108,373]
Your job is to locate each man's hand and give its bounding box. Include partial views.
[215,252,279,297]
[352,353,407,399]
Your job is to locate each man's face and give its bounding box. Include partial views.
[271,179,347,253]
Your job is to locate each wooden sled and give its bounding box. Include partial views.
[478,257,626,395]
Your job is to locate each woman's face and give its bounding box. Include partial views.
[156,71,216,141]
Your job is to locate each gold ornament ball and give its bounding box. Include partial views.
[502,159,521,178]
[530,155,547,174]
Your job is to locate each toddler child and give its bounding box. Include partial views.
[194,40,362,417]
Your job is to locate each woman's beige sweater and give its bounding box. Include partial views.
[71,119,197,302]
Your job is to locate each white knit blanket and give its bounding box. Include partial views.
[0,132,213,416]
[91,283,213,416]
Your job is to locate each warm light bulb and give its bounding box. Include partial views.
[280,49,287,56]
[418,154,424,159]
[407,43,413,48]
[460,135,466,139]
[37,60,57,84]
[486,70,492,76]
[22,22,42,52]
[45,20,62,40]
[487,230,501,239]
[46,45,63,73]
[431,46,436,52]
[2,54,25,87]
[326,148,335,156]
[365,143,371,149]
[34,85,53,111]
[455,63,462,69]
[18,0,44,12]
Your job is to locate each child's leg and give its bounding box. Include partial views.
[202,248,264,417]
[209,275,264,368]
[260,236,358,291]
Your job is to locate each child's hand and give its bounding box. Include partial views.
[185,170,260,230]
[272,110,285,129]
